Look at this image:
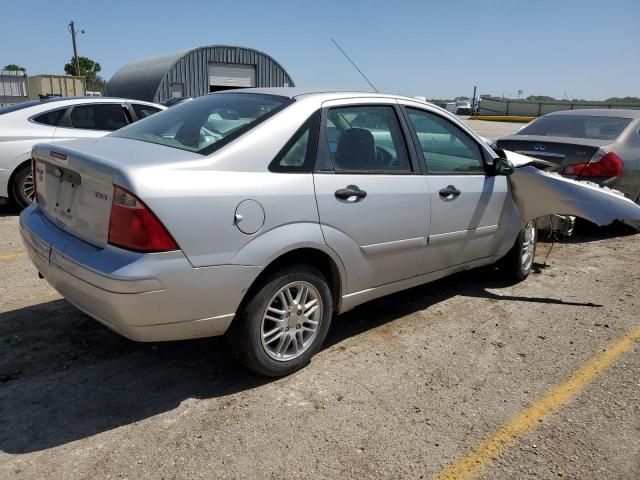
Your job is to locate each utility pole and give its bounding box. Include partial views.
[471,85,477,115]
[68,21,84,76]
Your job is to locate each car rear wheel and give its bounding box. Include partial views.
[228,264,333,376]
[11,163,35,210]
[498,220,537,282]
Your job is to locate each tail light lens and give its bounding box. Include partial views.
[562,149,624,177]
[108,186,178,252]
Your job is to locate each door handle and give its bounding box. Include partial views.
[439,185,461,198]
[335,185,367,201]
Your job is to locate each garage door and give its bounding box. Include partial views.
[208,64,256,88]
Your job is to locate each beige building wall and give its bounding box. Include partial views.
[27,75,86,100]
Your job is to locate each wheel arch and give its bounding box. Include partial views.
[236,247,345,318]
[8,157,32,202]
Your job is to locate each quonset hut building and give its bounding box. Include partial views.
[107,45,295,103]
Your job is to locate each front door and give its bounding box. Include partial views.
[402,106,509,273]
[313,101,429,294]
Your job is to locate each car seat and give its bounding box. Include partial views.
[335,128,376,170]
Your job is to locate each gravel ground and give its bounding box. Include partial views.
[0,117,637,479]
[1,205,638,479]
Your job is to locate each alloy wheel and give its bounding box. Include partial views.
[21,172,35,204]
[260,281,323,362]
[521,221,536,271]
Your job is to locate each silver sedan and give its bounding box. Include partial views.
[19,89,640,376]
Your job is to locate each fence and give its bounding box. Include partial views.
[0,70,28,106]
[479,96,640,117]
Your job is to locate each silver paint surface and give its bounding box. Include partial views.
[20,89,640,341]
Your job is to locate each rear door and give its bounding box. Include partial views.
[313,99,429,294]
[401,104,509,273]
[53,103,130,140]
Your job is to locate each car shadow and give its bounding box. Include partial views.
[0,263,603,454]
[539,219,638,245]
[0,204,19,217]
[326,264,602,349]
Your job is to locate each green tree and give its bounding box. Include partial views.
[526,95,556,102]
[605,96,640,103]
[64,56,101,80]
[3,64,26,72]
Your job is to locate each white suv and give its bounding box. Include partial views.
[0,97,164,208]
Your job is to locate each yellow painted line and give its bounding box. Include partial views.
[0,250,26,261]
[436,324,640,480]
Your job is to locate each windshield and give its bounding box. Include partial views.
[518,115,632,141]
[111,93,291,154]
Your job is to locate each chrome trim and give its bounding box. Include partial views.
[515,150,565,159]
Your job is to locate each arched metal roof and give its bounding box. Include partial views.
[107,45,295,103]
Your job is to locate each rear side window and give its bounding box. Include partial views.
[132,104,162,120]
[32,108,66,126]
[270,112,320,172]
[70,104,128,131]
[324,105,411,173]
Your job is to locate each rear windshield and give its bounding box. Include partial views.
[111,93,291,154]
[518,115,632,141]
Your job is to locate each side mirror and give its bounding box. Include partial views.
[493,156,515,176]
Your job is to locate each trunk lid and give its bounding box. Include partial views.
[496,135,610,172]
[31,136,203,248]
[32,143,115,247]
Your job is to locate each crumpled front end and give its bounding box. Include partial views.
[508,164,640,228]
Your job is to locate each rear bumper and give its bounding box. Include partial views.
[19,205,261,342]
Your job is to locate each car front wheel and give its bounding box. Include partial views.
[11,163,35,209]
[498,220,537,282]
[228,264,333,376]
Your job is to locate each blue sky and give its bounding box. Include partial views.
[2,0,638,99]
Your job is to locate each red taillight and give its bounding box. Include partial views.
[108,186,178,252]
[562,149,624,177]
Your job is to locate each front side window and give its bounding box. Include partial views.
[324,105,411,173]
[112,93,290,154]
[70,104,128,131]
[406,108,484,174]
[132,104,162,120]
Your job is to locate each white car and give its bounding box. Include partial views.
[0,97,165,208]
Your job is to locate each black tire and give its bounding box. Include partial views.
[498,220,537,283]
[11,163,35,210]
[227,264,333,377]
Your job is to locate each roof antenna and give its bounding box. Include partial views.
[331,38,378,93]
